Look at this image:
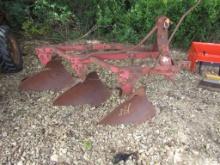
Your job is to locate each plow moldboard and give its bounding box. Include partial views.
[53,72,111,107]
[99,90,156,125]
[19,59,75,91]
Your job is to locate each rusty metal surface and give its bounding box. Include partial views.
[33,16,177,95]
[157,16,170,57]
[99,88,156,125]
[19,59,74,91]
[53,72,111,106]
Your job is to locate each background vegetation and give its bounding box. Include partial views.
[0,0,219,48]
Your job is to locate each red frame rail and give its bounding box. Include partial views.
[34,16,189,94]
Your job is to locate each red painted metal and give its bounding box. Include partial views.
[35,46,158,66]
[32,16,187,94]
[188,42,220,72]
[35,43,134,65]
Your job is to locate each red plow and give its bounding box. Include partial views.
[19,16,190,125]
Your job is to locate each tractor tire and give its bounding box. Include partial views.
[0,25,23,73]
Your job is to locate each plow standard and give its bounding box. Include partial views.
[19,16,190,125]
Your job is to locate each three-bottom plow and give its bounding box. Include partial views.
[19,16,190,125]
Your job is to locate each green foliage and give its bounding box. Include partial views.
[82,139,93,150]
[96,0,220,47]
[0,0,27,28]
[22,19,50,37]
[23,0,76,39]
[166,0,220,47]
[33,0,73,25]
[68,0,99,32]
[1,0,219,47]
[1,0,77,40]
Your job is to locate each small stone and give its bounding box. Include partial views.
[173,150,182,164]
[83,152,90,161]
[2,131,7,137]
[11,142,17,146]
[178,131,187,144]
[31,125,36,128]
[126,159,135,165]
[17,160,23,165]
[192,150,199,156]
[50,154,59,162]
[60,148,67,155]
[155,130,160,134]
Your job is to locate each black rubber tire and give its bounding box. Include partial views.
[0,25,23,73]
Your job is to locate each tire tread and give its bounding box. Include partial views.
[0,25,23,73]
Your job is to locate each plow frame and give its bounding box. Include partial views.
[35,16,190,94]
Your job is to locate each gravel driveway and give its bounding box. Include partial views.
[0,40,220,165]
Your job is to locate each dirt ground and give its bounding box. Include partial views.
[0,40,220,165]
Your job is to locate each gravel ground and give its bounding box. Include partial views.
[0,40,220,165]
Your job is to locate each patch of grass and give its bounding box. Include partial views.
[82,139,93,151]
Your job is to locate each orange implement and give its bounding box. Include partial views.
[187,42,220,72]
